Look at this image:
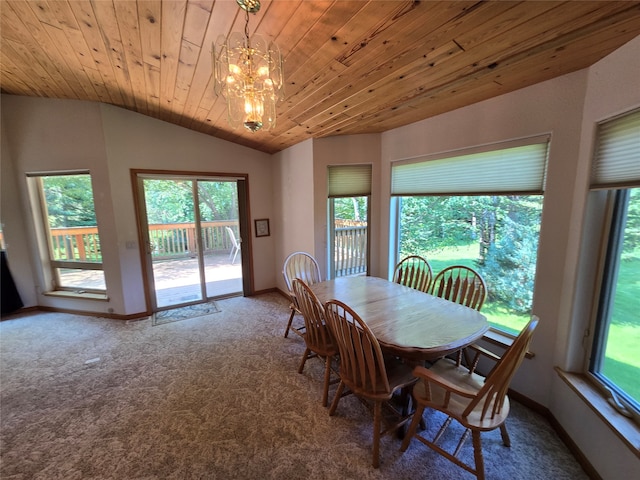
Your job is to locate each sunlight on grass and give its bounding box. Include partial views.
[423,244,640,402]
[605,254,640,402]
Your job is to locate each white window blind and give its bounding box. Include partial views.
[328,164,372,197]
[391,138,549,196]
[591,108,640,189]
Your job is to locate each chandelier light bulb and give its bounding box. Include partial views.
[212,0,283,133]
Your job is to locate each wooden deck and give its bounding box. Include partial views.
[152,252,242,308]
[58,251,242,309]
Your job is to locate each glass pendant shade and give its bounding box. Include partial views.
[213,29,283,132]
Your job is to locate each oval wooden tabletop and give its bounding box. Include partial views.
[310,276,489,361]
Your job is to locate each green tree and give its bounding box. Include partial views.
[623,188,640,258]
[43,175,97,227]
[143,179,238,224]
[333,196,367,222]
[399,195,542,313]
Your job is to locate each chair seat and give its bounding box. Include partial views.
[413,358,510,432]
[341,355,416,400]
[401,317,538,480]
[301,324,338,357]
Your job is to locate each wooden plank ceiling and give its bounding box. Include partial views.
[1,1,640,154]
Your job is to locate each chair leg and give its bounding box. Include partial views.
[372,401,382,468]
[499,423,511,447]
[284,308,296,338]
[297,348,310,374]
[329,381,345,416]
[472,430,485,480]
[400,403,425,452]
[322,355,332,407]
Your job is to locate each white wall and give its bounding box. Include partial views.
[312,134,382,279]
[1,96,275,315]
[0,109,38,307]
[272,139,315,293]
[1,97,114,313]
[99,104,275,310]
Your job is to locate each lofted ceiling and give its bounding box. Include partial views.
[1,1,640,154]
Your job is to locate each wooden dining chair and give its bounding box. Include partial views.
[431,265,487,366]
[431,265,487,310]
[324,299,418,468]
[400,316,539,480]
[282,252,322,338]
[292,279,339,407]
[392,255,433,293]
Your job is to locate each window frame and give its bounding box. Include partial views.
[585,187,640,421]
[327,164,372,279]
[390,137,549,335]
[27,171,106,294]
[582,107,640,423]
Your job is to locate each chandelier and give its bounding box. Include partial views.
[212,0,284,133]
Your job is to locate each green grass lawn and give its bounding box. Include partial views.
[602,255,640,401]
[416,244,640,403]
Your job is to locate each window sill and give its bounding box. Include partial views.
[43,290,109,301]
[482,328,535,359]
[556,367,640,457]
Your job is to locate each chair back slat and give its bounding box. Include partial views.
[393,255,433,293]
[283,252,321,306]
[463,316,539,420]
[432,265,487,311]
[292,279,333,351]
[325,300,391,396]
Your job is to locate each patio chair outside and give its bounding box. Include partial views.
[225,227,240,264]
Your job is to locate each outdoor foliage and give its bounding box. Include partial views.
[333,197,368,222]
[623,188,640,258]
[143,179,238,224]
[43,175,97,227]
[399,195,543,315]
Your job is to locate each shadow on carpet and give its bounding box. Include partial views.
[152,302,220,326]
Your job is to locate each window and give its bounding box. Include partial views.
[328,165,371,278]
[391,137,549,334]
[588,109,640,417]
[28,172,105,292]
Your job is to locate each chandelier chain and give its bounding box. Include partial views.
[244,8,251,49]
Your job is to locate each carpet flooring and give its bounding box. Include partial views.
[152,302,221,326]
[0,293,588,479]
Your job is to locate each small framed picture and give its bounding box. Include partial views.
[255,218,270,237]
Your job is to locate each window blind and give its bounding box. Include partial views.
[328,164,372,197]
[591,108,640,189]
[391,138,549,196]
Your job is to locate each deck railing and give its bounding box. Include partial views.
[49,221,239,262]
[334,223,368,277]
[38,221,366,273]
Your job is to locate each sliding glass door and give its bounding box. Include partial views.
[137,174,244,310]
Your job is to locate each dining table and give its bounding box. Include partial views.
[310,276,489,362]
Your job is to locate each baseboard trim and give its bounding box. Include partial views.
[32,306,150,321]
[509,389,602,480]
[1,305,40,320]
[252,287,278,296]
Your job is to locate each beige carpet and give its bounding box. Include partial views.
[0,293,588,479]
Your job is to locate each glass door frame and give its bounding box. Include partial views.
[132,170,252,313]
